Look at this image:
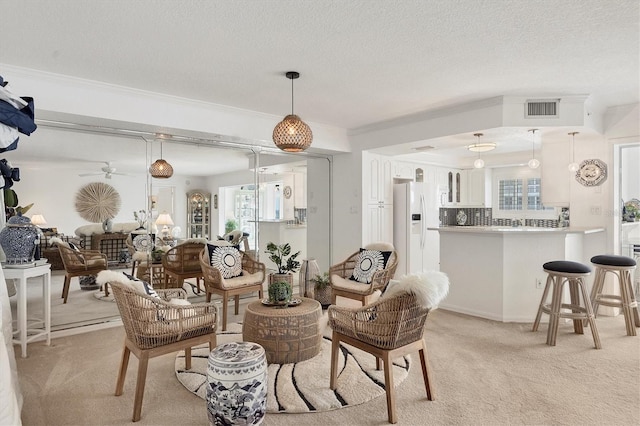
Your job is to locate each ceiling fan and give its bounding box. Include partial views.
[78,162,130,179]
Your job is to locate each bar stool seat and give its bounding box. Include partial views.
[532,260,601,349]
[589,254,639,336]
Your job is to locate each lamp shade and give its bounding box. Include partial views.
[155,213,174,227]
[149,159,173,178]
[30,214,47,226]
[272,114,313,152]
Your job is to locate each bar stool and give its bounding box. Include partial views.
[589,254,639,336]
[532,260,601,349]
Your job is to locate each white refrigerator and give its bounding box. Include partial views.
[393,182,441,276]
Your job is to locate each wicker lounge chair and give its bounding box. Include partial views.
[56,242,108,303]
[109,280,217,422]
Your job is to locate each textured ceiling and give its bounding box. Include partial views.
[2,0,637,130]
[0,0,638,173]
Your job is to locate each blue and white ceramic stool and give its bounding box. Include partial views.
[532,260,601,349]
[207,342,267,426]
[589,255,639,336]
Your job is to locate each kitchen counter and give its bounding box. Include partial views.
[428,226,605,234]
[430,225,606,322]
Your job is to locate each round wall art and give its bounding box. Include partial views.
[575,159,607,187]
[75,182,122,223]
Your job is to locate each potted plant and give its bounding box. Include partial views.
[267,280,293,306]
[265,242,300,288]
[311,272,331,308]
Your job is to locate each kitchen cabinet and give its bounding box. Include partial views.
[464,168,492,207]
[366,204,393,245]
[392,161,414,180]
[436,167,463,206]
[187,190,210,238]
[363,152,393,205]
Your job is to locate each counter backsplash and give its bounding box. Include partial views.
[439,207,570,228]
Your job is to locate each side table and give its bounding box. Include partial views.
[243,297,322,364]
[4,263,52,358]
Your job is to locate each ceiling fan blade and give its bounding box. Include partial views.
[78,172,102,177]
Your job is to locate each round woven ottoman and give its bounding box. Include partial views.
[243,297,322,364]
[207,342,267,425]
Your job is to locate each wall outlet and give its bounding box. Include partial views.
[536,279,544,289]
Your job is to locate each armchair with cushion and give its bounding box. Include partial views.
[199,243,265,331]
[53,237,108,303]
[328,271,449,424]
[100,271,217,422]
[329,242,398,306]
[162,240,206,292]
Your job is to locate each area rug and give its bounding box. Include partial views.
[175,323,412,413]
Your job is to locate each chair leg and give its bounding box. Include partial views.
[578,278,601,349]
[547,277,563,347]
[206,291,212,303]
[185,347,192,370]
[331,290,337,305]
[376,357,382,370]
[382,351,397,424]
[234,295,240,315]
[532,275,552,332]
[132,353,149,422]
[104,281,110,298]
[330,332,340,390]
[419,339,434,400]
[62,275,72,304]
[568,279,584,335]
[115,345,131,396]
[222,295,229,332]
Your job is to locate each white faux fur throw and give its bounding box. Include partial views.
[96,270,135,287]
[381,271,450,310]
[49,236,69,248]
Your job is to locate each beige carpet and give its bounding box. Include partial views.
[15,309,640,426]
[175,323,411,413]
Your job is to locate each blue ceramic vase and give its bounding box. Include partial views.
[0,215,39,264]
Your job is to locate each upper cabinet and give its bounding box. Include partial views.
[464,168,492,207]
[363,152,393,205]
[392,161,414,180]
[187,190,210,239]
[436,167,463,206]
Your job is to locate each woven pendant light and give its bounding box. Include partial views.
[273,71,312,152]
[149,138,173,178]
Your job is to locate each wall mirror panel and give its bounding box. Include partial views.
[2,122,332,334]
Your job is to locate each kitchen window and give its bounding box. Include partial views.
[498,177,551,211]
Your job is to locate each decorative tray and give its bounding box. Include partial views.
[261,297,302,307]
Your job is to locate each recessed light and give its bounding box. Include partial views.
[413,145,435,152]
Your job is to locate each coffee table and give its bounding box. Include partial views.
[242,297,322,364]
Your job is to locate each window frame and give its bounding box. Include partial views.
[492,167,556,220]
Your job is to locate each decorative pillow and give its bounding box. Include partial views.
[207,243,243,279]
[350,249,392,284]
[68,241,81,251]
[130,233,154,252]
[123,272,160,299]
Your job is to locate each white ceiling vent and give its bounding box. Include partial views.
[525,99,559,118]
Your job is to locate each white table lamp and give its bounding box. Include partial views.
[156,213,174,241]
[30,214,47,227]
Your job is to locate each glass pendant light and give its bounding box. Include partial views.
[528,129,540,169]
[567,132,579,172]
[468,133,495,169]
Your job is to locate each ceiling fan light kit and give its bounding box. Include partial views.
[273,71,313,152]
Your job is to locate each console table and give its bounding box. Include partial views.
[4,263,52,358]
[91,233,128,263]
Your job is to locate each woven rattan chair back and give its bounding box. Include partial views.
[329,245,399,306]
[162,242,205,290]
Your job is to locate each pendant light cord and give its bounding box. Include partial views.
[291,77,294,115]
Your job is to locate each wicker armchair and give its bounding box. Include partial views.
[199,249,265,331]
[57,242,108,303]
[162,241,206,292]
[328,293,433,424]
[110,281,217,422]
[329,242,398,306]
